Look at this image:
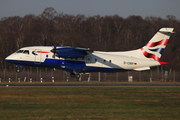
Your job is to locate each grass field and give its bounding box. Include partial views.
[0,86,180,120]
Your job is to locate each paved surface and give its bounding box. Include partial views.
[0,83,180,87]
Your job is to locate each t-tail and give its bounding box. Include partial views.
[140,28,174,64]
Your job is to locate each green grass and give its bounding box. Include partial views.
[0,87,180,120]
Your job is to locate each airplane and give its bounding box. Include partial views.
[5,28,174,79]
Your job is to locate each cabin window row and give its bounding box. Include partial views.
[45,56,112,63]
[95,59,111,63]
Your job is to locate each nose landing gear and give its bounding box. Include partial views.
[16,67,20,73]
[16,65,23,73]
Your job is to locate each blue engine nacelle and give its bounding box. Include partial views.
[56,47,88,58]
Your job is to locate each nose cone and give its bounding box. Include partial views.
[5,54,18,64]
[5,55,12,63]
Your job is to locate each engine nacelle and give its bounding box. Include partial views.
[56,47,86,58]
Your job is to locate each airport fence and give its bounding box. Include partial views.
[0,68,179,82]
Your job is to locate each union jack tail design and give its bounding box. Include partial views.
[141,28,174,61]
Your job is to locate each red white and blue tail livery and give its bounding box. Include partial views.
[5,28,174,79]
[141,28,173,61]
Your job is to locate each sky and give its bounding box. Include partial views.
[0,0,179,19]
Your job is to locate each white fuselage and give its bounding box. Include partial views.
[5,46,161,73]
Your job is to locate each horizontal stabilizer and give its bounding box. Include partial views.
[134,67,150,71]
[159,28,174,33]
[159,61,168,65]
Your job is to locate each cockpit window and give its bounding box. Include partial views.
[16,50,29,54]
[16,50,24,53]
[23,50,29,54]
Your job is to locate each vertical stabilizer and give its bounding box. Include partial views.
[141,28,174,61]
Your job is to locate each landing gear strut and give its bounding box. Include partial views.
[70,72,81,79]
[16,65,23,73]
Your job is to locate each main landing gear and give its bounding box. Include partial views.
[70,72,81,79]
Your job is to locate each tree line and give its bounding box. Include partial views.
[0,7,180,71]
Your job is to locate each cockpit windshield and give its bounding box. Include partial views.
[23,50,29,54]
[16,50,29,54]
[16,50,24,53]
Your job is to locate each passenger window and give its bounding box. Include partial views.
[109,60,111,63]
[95,59,97,62]
[23,50,29,54]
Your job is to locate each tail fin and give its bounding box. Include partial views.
[141,28,174,61]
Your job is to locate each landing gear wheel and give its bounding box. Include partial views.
[75,74,80,79]
[16,68,20,73]
[70,72,81,79]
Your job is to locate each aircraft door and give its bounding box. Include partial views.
[34,49,42,64]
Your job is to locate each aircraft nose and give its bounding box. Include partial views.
[5,56,11,62]
[5,54,17,63]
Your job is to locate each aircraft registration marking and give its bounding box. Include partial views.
[124,61,137,65]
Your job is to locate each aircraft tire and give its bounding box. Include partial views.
[16,68,20,73]
[75,74,80,79]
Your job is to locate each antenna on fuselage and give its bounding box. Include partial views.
[43,37,47,46]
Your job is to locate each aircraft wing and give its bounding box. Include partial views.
[55,47,94,58]
[73,47,94,55]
